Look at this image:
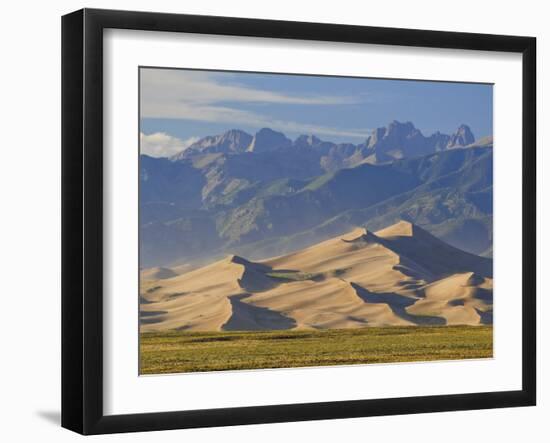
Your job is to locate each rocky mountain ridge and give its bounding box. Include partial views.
[170,121,488,167]
[140,121,493,267]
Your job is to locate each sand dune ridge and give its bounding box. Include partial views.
[140,220,493,331]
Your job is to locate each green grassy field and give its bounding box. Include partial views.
[140,326,492,374]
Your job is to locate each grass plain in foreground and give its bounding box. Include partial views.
[140,325,492,374]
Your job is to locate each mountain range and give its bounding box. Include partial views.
[140,120,493,267]
[172,121,477,162]
[140,221,493,331]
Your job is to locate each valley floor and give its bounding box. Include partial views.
[140,325,492,374]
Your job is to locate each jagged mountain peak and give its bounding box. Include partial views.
[168,121,486,164]
[365,121,433,160]
[257,127,283,136]
[374,120,418,137]
[447,124,475,148]
[363,121,482,160]
[171,129,252,160]
[294,134,323,147]
[225,128,249,136]
[247,128,292,153]
[388,120,415,130]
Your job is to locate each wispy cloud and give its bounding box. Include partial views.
[141,69,359,107]
[140,132,199,157]
[140,69,370,140]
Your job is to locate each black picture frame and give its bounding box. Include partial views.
[61,8,537,435]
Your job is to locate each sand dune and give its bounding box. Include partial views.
[407,272,493,325]
[141,256,247,331]
[375,221,493,278]
[140,220,493,331]
[245,278,411,329]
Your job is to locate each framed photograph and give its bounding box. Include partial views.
[62,8,536,434]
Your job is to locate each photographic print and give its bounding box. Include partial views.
[139,67,494,375]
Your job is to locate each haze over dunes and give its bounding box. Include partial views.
[140,121,493,267]
[140,220,493,332]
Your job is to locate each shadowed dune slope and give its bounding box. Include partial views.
[140,220,493,331]
[407,272,493,325]
[375,221,493,278]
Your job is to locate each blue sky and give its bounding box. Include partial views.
[140,67,493,157]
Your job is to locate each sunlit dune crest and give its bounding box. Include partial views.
[140,220,493,332]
